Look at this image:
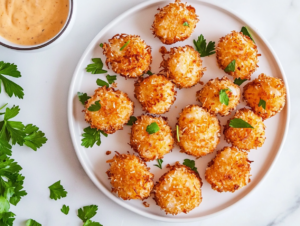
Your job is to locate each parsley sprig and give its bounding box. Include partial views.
[154,159,163,169]
[241,26,255,43]
[81,126,107,148]
[26,219,42,226]
[234,78,247,86]
[224,60,236,73]
[229,118,254,128]
[183,159,199,174]
[193,34,216,57]
[48,180,67,200]
[126,116,137,126]
[77,205,103,225]
[219,89,230,106]
[86,58,107,74]
[61,205,70,215]
[146,122,160,134]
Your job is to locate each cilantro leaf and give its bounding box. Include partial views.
[83,220,103,226]
[241,26,255,43]
[183,22,189,27]
[48,180,67,200]
[234,78,247,86]
[219,89,230,106]
[96,79,109,88]
[258,99,266,109]
[126,116,137,126]
[183,159,199,174]
[146,122,160,134]
[26,219,41,226]
[78,205,98,222]
[61,205,69,215]
[120,41,130,51]
[224,60,236,73]
[99,43,103,48]
[0,62,24,99]
[229,118,254,128]
[0,211,15,226]
[81,126,107,148]
[193,34,216,57]
[78,92,91,105]
[86,58,107,74]
[88,100,101,111]
[176,125,180,142]
[154,159,163,169]
[23,124,47,151]
[106,75,117,84]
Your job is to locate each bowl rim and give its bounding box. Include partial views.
[0,0,74,51]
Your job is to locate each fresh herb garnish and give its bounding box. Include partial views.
[146,122,160,134]
[224,59,236,73]
[219,89,230,106]
[234,78,247,86]
[77,205,98,223]
[106,75,117,84]
[229,118,254,128]
[183,159,199,174]
[0,61,24,99]
[87,100,101,111]
[86,58,107,74]
[126,116,137,126]
[146,70,153,75]
[241,26,255,43]
[78,92,91,105]
[48,180,67,200]
[120,41,130,51]
[99,43,103,48]
[154,159,163,169]
[176,125,180,142]
[183,22,189,27]
[258,99,266,109]
[193,34,216,57]
[61,205,70,215]
[96,79,109,88]
[83,220,103,226]
[0,103,8,111]
[81,126,107,148]
[26,219,42,226]
[0,212,16,225]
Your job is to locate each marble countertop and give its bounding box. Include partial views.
[1,0,299,225]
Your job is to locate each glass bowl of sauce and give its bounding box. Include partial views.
[0,0,73,50]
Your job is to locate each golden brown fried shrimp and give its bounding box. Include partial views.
[152,0,199,45]
[103,34,152,78]
[216,31,260,80]
[134,74,176,114]
[176,105,221,158]
[130,115,174,162]
[160,45,205,88]
[85,87,134,134]
[223,108,266,150]
[205,146,251,193]
[106,152,154,200]
[153,162,202,215]
[243,73,287,120]
[196,76,241,116]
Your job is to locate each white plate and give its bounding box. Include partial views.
[68,0,290,222]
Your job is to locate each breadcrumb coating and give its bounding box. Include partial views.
[216,31,260,80]
[160,45,205,88]
[153,162,202,215]
[106,153,154,200]
[243,73,286,120]
[223,108,266,150]
[176,105,221,158]
[85,87,134,134]
[196,76,241,116]
[205,146,251,193]
[130,115,174,161]
[134,74,176,114]
[152,0,199,45]
[103,34,152,78]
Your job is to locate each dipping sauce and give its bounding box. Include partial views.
[0,0,69,45]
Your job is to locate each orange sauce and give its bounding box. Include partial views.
[0,0,69,45]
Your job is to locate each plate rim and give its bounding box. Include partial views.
[67,0,291,222]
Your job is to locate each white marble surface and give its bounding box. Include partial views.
[0,0,299,225]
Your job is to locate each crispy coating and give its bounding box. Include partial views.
[216,31,260,80]
[153,162,202,215]
[103,34,152,78]
[243,73,287,120]
[85,87,134,134]
[130,115,174,161]
[176,105,221,158]
[160,45,205,88]
[196,76,241,116]
[106,153,154,200]
[223,108,266,150]
[134,74,176,114]
[151,0,199,45]
[205,146,251,193]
